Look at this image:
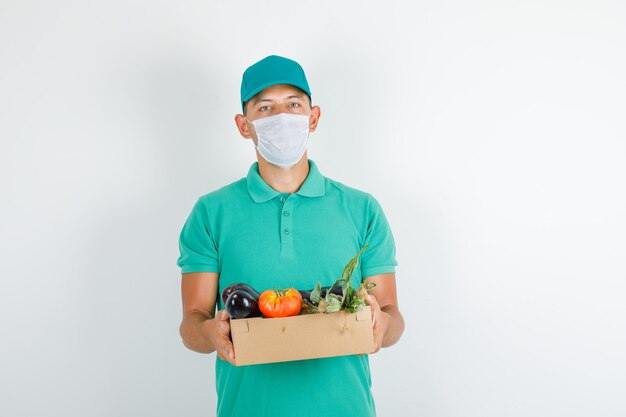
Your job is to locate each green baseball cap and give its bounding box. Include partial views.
[240,55,312,112]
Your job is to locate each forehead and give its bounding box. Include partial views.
[252,84,308,102]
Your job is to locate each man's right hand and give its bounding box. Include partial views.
[180,272,237,365]
[204,310,236,365]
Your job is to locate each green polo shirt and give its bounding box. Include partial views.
[177,159,397,417]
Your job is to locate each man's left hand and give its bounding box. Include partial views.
[365,294,390,354]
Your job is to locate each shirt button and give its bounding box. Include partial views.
[283,211,290,217]
[283,229,290,235]
[280,197,286,203]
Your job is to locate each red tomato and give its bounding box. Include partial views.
[258,288,302,318]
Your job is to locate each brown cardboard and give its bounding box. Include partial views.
[230,306,375,366]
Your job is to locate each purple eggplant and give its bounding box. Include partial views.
[224,290,261,319]
[298,286,343,302]
[221,283,260,305]
[299,290,312,301]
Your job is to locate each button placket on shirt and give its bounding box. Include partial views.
[279,194,295,256]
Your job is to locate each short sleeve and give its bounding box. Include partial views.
[360,196,398,279]
[177,198,220,274]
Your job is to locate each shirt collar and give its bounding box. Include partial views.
[246,159,326,203]
[296,159,326,198]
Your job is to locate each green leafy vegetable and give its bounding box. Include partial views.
[310,282,322,304]
[306,246,377,314]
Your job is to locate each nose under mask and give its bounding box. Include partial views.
[247,112,310,168]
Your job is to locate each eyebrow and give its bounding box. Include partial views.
[252,97,272,104]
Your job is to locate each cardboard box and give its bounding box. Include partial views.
[230,306,375,366]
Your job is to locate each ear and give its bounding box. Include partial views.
[308,105,321,133]
[234,114,253,139]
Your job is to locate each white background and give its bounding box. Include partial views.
[1,1,625,416]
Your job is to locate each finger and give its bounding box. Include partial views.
[366,295,379,327]
[368,339,381,354]
[217,311,231,334]
[219,341,236,365]
[215,313,235,364]
[366,294,380,309]
[226,343,236,364]
[217,350,232,363]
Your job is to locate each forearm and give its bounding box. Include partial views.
[381,305,404,348]
[179,311,217,354]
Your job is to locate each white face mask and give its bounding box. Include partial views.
[247,113,310,168]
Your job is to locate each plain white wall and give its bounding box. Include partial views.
[1,1,625,416]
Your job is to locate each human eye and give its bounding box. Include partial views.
[259,105,271,112]
[288,102,301,108]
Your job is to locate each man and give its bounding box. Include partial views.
[177,55,404,417]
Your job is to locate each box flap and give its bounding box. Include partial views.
[229,319,249,334]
